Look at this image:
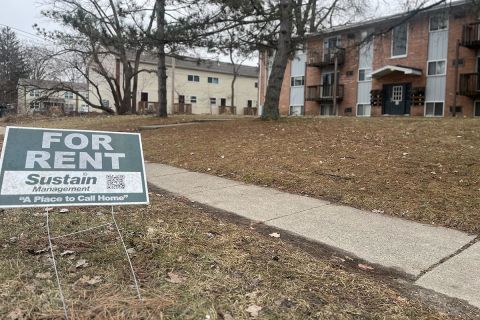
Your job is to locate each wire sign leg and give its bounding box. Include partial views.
[46,209,69,319]
[111,206,142,301]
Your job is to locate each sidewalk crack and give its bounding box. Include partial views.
[415,234,480,280]
[264,203,332,223]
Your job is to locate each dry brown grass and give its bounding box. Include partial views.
[1,193,476,319]
[4,115,478,232]
[135,117,480,234]
[1,116,480,233]
[0,114,241,132]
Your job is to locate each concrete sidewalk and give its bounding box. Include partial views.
[145,162,480,309]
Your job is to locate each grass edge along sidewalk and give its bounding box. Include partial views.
[145,161,480,310]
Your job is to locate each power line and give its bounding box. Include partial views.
[0,23,55,44]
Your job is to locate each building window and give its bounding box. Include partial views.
[210,97,216,105]
[208,77,219,84]
[475,101,480,117]
[188,75,200,82]
[254,82,258,88]
[392,85,403,102]
[247,100,253,108]
[80,104,89,113]
[289,105,304,116]
[290,76,305,87]
[430,14,448,32]
[30,101,40,109]
[190,96,197,103]
[101,99,110,108]
[357,104,371,117]
[425,102,444,117]
[320,104,334,115]
[392,24,408,57]
[29,90,40,97]
[64,104,75,112]
[64,92,74,99]
[358,68,372,81]
[427,60,446,76]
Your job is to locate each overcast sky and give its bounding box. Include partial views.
[0,1,55,44]
[0,0,421,65]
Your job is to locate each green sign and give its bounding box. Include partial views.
[0,127,149,208]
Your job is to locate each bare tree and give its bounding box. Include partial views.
[40,0,157,114]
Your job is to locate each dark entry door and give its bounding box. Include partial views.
[141,92,148,102]
[383,84,411,115]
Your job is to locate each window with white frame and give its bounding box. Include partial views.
[427,60,446,76]
[290,76,305,86]
[425,102,444,117]
[31,101,40,109]
[392,24,408,57]
[429,14,448,32]
[29,89,40,97]
[358,68,372,81]
[392,85,403,102]
[190,96,197,103]
[64,91,74,99]
[207,77,219,84]
[357,104,371,116]
[210,97,216,105]
[188,74,200,82]
[101,99,110,108]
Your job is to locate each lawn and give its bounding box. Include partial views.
[1,115,479,318]
[3,115,479,233]
[0,193,475,319]
[138,117,480,234]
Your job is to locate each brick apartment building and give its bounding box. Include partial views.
[259,0,480,117]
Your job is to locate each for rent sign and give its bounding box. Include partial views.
[0,127,149,207]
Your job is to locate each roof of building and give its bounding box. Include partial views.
[137,53,259,78]
[18,79,88,91]
[308,0,468,38]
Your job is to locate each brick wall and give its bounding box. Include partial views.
[445,10,477,117]
[258,3,480,118]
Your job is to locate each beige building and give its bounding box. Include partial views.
[88,54,259,115]
[17,79,90,114]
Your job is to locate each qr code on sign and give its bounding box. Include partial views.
[106,175,126,190]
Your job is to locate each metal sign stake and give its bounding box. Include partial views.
[111,206,142,301]
[46,208,69,319]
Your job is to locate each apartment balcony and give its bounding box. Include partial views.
[461,22,480,48]
[459,73,480,98]
[307,48,345,67]
[306,85,344,101]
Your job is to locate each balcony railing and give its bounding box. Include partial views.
[306,85,344,101]
[307,48,345,67]
[459,73,480,98]
[462,22,480,48]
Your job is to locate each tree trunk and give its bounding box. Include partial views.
[156,0,168,117]
[229,50,237,113]
[132,53,142,114]
[117,59,132,115]
[262,0,292,120]
[231,74,236,111]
